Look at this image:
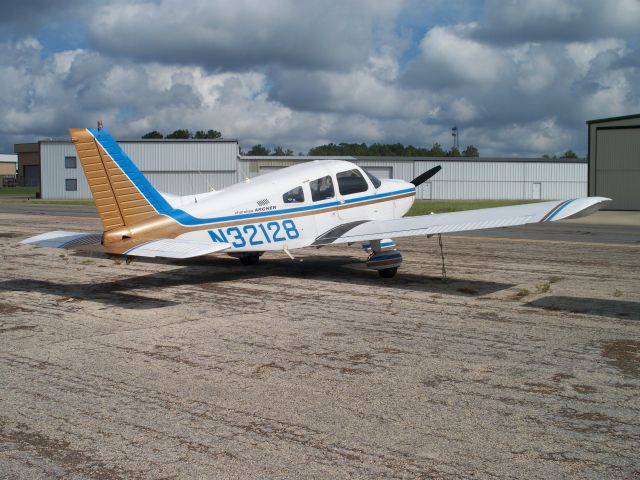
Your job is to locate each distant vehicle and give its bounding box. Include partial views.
[22,128,610,278]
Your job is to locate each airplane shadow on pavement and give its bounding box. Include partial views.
[1,253,514,310]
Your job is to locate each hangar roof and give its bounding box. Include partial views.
[240,156,586,163]
[38,138,239,143]
[586,113,640,124]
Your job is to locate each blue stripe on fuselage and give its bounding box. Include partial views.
[89,128,415,227]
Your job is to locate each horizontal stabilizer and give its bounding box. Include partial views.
[21,231,230,259]
[21,231,102,249]
[122,238,231,258]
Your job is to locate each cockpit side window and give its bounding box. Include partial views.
[282,186,304,203]
[310,175,335,202]
[336,169,369,195]
[362,169,382,188]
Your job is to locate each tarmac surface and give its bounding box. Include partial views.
[1,206,639,479]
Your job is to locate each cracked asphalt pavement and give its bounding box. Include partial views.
[1,206,639,479]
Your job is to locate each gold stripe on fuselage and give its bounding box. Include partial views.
[103,191,415,253]
[200,191,416,230]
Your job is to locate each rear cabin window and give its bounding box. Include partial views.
[310,175,335,202]
[337,169,369,195]
[283,186,304,203]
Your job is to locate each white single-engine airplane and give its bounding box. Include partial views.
[22,127,610,278]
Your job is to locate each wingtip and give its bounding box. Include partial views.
[554,196,611,221]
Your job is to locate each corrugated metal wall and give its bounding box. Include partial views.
[41,141,586,201]
[353,159,414,181]
[414,161,586,200]
[122,142,238,171]
[41,141,239,199]
[145,172,237,194]
[238,158,586,200]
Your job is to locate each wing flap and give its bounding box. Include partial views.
[316,197,611,245]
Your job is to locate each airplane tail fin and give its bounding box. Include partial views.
[69,128,174,231]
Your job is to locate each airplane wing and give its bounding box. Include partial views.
[312,197,611,246]
[21,231,231,259]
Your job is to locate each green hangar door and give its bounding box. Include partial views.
[596,128,640,210]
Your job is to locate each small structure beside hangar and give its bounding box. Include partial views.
[13,143,40,187]
[587,113,640,210]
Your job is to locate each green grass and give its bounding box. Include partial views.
[408,199,542,216]
[0,186,38,197]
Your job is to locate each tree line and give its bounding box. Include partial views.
[142,130,481,157]
[142,129,578,158]
[307,142,479,157]
[544,150,579,159]
[142,129,221,139]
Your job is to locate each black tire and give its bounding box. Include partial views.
[378,267,398,278]
[239,253,261,266]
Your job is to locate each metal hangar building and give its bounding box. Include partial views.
[242,156,586,201]
[24,138,240,199]
[18,138,587,202]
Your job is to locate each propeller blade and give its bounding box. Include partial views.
[410,165,441,187]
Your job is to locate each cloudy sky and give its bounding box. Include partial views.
[1,0,638,156]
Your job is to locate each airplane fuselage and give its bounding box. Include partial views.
[123,160,416,254]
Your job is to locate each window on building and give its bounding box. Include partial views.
[337,169,369,195]
[65,156,77,169]
[65,179,77,191]
[310,175,335,202]
[282,186,304,203]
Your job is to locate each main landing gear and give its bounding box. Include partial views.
[362,239,402,278]
[377,267,398,278]
[229,252,263,265]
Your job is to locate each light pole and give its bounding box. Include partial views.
[451,126,459,150]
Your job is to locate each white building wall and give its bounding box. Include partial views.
[144,172,238,195]
[41,143,92,199]
[122,141,238,171]
[41,140,239,199]
[414,161,586,200]
[41,140,587,201]
[353,159,414,181]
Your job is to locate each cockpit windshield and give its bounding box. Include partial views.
[362,169,382,188]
